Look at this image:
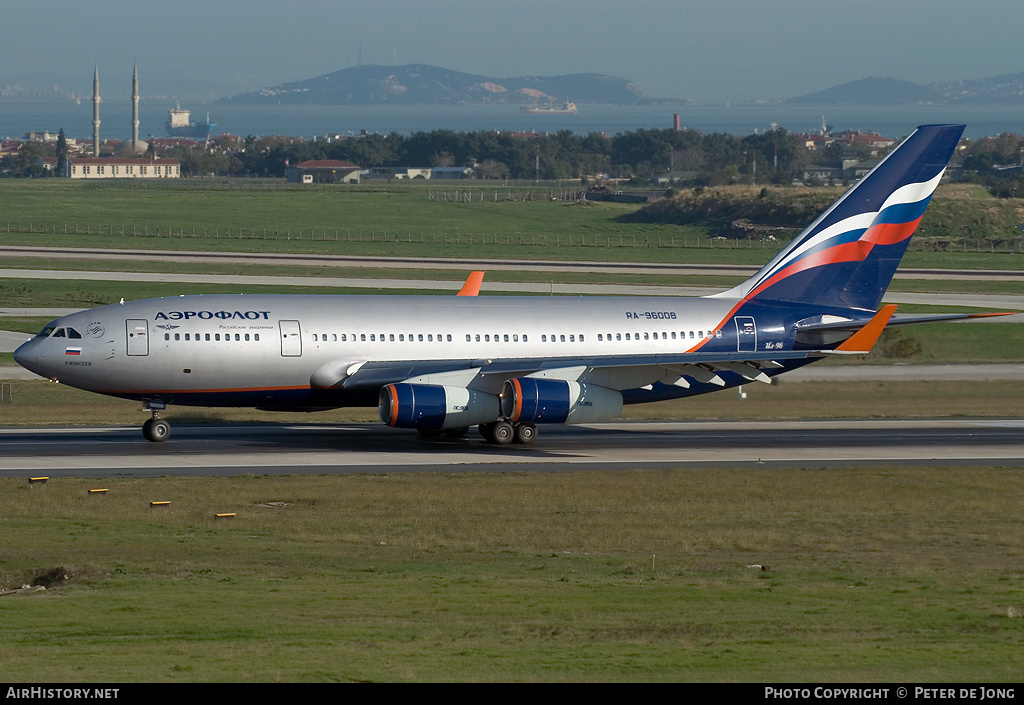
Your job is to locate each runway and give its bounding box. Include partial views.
[2,419,1023,477]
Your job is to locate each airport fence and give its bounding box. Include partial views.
[4,220,1024,253]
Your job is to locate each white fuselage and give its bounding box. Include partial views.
[16,292,782,409]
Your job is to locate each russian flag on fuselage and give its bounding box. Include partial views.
[716,124,964,312]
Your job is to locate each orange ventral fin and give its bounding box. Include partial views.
[835,304,898,353]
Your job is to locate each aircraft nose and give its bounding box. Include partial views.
[13,339,41,375]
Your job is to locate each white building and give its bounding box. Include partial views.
[67,157,180,179]
[366,166,432,179]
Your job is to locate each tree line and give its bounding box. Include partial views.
[6,127,1024,197]
[0,128,814,184]
[215,128,815,184]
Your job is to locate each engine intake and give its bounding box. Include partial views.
[501,377,623,425]
[380,383,500,430]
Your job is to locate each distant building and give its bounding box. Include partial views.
[794,133,833,150]
[802,160,878,184]
[649,170,699,185]
[148,137,204,151]
[286,159,360,184]
[23,131,62,142]
[366,166,431,180]
[431,167,474,180]
[835,130,896,151]
[63,157,180,179]
[802,166,842,183]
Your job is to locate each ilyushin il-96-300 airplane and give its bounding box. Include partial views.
[14,124,1001,445]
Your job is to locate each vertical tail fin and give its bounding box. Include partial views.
[713,124,964,311]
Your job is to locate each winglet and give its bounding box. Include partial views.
[456,271,485,296]
[834,304,898,353]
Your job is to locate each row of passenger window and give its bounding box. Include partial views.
[164,332,260,342]
[314,333,458,343]
[597,329,722,342]
[309,330,721,344]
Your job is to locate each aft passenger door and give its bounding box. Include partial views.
[733,316,756,353]
[126,319,149,356]
[279,320,302,357]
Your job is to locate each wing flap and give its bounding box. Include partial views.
[337,350,826,397]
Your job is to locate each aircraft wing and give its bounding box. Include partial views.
[332,347,827,399]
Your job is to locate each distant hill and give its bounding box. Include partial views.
[786,77,943,104]
[932,71,1024,104]
[788,72,1024,104]
[220,64,658,106]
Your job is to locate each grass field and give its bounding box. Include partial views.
[2,470,1022,682]
[1,180,1022,269]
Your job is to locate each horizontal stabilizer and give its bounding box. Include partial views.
[798,310,1015,333]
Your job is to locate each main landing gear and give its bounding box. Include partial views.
[478,420,537,445]
[142,402,170,442]
[418,421,537,445]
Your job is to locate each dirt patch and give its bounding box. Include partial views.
[1,565,102,593]
[31,566,69,588]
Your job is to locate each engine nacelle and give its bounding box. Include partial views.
[379,383,500,431]
[501,377,623,425]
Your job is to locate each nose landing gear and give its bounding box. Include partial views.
[141,401,170,442]
[142,417,171,442]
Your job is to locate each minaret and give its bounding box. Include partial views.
[92,63,100,156]
[131,62,140,153]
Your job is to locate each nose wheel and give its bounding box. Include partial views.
[142,415,171,442]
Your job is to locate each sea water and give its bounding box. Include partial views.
[1,100,1021,142]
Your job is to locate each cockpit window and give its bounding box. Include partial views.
[52,328,66,338]
[66,327,83,339]
[37,325,57,338]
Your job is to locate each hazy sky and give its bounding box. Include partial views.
[4,0,1022,102]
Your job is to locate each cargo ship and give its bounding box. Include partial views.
[165,104,216,138]
[520,100,578,115]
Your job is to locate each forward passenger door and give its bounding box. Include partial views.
[279,320,302,357]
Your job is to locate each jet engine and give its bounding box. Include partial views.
[379,383,500,431]
[501,377,623,425]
